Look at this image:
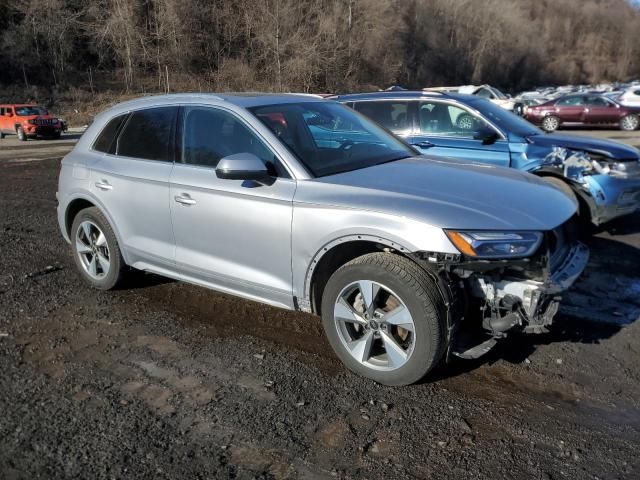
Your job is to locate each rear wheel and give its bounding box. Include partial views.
[321,252,446,386]
[620,114,639,131]
[541,115,560,132]
[71,207,125,290]
[16,126,27,141]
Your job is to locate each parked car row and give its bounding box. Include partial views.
[0,103,66,140]
[55,90,639,386]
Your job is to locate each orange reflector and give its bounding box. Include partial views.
[446,231,477,257]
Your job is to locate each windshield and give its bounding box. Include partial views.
[15,106,48,116]
[249,101,416,177]
[469,98,542,137]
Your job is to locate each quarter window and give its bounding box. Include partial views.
[419,102,488,136]
[93,114,128,154]
[116,107,177,161]
[181,107,283,176]
[352,102,411,133]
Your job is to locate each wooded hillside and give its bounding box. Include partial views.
[1,0,639,96]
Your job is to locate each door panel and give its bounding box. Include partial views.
[90,156,175,267]
[170,167,295,306]
[170,105,295,308]
[409,101,510,167]
[89,106,178,269]
[582,96,620,124]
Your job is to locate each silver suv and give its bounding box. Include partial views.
[57,94,588,386]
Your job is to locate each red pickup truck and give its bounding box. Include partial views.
[0,104,64,140]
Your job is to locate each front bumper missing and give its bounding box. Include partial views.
[468,242,589,334]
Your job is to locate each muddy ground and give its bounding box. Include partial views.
[0,131,639,480]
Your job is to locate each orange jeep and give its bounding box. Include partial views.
[0,104,64,140]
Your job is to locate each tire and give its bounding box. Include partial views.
[0,132,4,139]
[53,131,62,139]
[16,126,27,141]
[321,252,446,386]
[620,114,639,131]
[541,115,560,132]
[70,207,125,290]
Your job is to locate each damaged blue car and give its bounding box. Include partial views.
[331,91,640,226]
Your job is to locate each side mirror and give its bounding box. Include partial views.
[473,126,499,145]
[215,153,271,181]
[6,112,13,117]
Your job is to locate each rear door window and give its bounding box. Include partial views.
[93,114,128,154]
[116,107,177,161]
[353,101,411,133]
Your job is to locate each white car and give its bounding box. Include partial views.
[619,87,640,106]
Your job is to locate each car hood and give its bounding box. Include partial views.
[298,156,577,231]
[526,133,640,160]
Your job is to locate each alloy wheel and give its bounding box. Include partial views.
[621,115,639,131]
[333,280,416,371]
[542,116,559,131]
[75,220,111,279]
[457,115,475,130]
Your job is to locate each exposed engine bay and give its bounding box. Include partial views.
[414,223,589,359]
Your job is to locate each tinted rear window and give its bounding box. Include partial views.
[93,114,128,153]
[116,107,177,161]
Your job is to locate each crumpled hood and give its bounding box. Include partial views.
[527,133,640,160]
[298,156,577,231]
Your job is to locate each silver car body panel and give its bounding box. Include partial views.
[57,93,580,314]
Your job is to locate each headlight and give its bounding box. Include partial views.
[445,230,543,259]
[591,159,630,178]
[27,119,37,125]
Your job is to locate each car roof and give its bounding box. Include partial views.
[105,92,326,112]
[329,90,479,102]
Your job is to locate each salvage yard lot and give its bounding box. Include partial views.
[1,133,639,479]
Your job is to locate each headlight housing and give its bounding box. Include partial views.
[445,230,543,259]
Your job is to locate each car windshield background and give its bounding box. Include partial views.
[468,98,541,137]
[249,102,415,177]
[15,106,48,116]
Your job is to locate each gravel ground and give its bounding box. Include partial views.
[1,132,639,479]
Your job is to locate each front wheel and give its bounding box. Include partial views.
[541,115,560,132]
[321,252,446,386]
[16,126,27,141]
[620,114,639,131]
[71,207,125,290]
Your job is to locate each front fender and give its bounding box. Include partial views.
[291,203,458,301]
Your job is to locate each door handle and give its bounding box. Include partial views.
[95,180,112,191]
[174,194,196,205]
[411,140,434,149]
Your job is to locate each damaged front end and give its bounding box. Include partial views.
[539,147,640,225]
[414,223,589,359]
